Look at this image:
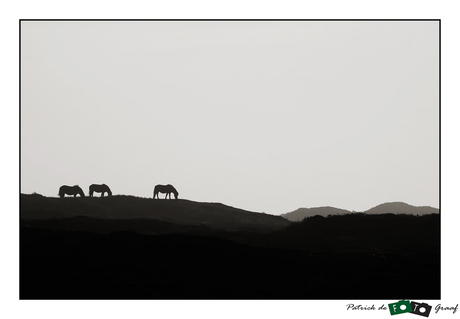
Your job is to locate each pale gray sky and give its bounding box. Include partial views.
[20,20,439,215]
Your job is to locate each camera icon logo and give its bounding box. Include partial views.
[388,300,433,317]
[410,301,432,317]
[389,300,412,315]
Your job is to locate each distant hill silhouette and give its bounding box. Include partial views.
[281,206,352,221]
[20,194,289,232]
[363,202,439,215]
[282,202,438,221]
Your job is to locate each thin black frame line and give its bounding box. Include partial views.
[19,19,441,22]
[438,19,441,299]
[18,19,22,300]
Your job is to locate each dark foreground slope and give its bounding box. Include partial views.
[20,195,440,299]
[20,225,439,299]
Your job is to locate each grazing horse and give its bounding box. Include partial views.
[58,185,85,198]
[89,184,112,197]
[153,184,179,199]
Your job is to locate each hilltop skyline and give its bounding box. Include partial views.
[20,20,439,215]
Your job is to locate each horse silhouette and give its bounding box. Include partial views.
[58,185,85,198]
[153,184,179,199]
[89,184,112,197]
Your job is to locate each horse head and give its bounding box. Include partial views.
[75,185,85,197]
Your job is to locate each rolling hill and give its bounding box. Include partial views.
[20,193,290,232]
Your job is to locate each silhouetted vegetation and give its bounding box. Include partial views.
[264,213,440,253]
[20,194,440,299]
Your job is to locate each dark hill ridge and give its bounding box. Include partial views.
[20,194,290,231]
[282,202,439,221]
